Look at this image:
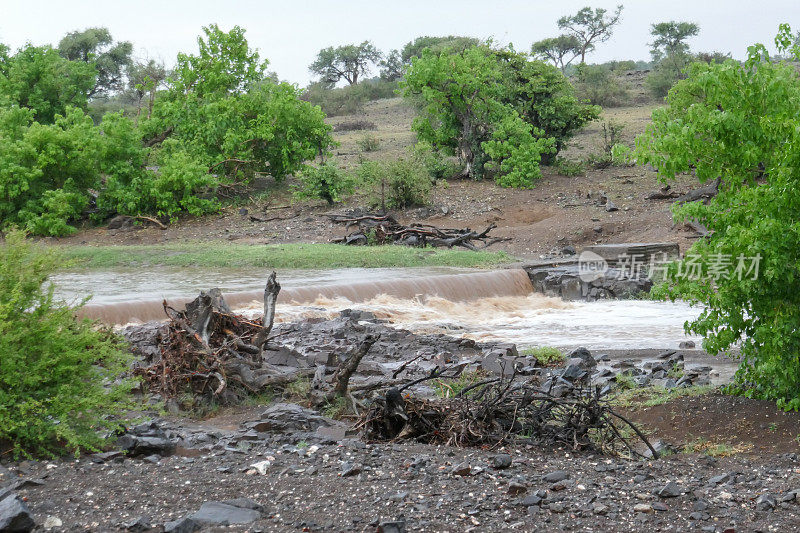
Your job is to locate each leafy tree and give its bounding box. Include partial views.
[400,35,480,63]
[531,35,582,71]
[645,21,700,98]
[403,45,597,186]
[0,229,133,457]
[637,25,800,409]
[557,5,624,64]
[294,161,353,205]
[648,21,700,62]
[0,45,96,124]
[380,49,404,81]
[126,58,167,121]
[58,27,133,97]
[573,64,629,107]
[309,41,381,85]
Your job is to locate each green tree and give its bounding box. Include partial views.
[379,49,404,81]
[557,5,624,64]
[400,35,481,63]
[309,41,382,85]
[0,44,96,124]
[531,35,582,71]
[403,45,597,186]
[0,229,133,456]
[58,27,133,97]
[126,58,167,121]
[637,25,800,409]
[646,22,700,98]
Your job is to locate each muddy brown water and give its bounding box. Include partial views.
[54,267,705,352]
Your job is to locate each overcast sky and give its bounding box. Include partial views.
[1,0,797,86]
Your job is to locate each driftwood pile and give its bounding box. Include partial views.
[328,213,510,250]
[358,369,657,458]
[134,272,372,406]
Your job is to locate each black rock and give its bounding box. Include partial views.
[756,493,777,511]
[0,494,35,532]
[163,517,201,533]
[189,501,261,526]
[247,403,330,433]
[543,471,569,483]
[657,481,682,498]
[377,519,407,533]
[491,454,513,470]
[709,473,730,485]
[125,515,152,532]
[341,462,363,477]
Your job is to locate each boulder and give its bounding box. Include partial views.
[0,494,35,532]
[189,501,261,526]
[247,403,330,433]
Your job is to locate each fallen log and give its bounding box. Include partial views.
[675,178,721,204]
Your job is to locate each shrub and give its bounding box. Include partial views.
[294,161,354,205]
[553,157,586,177]
[302,79,399,117]
[357,133,380,152]
[521,346,566,366]
[573,64,630,107]
[636,25,800,409]
[0,230,133,456]
[357,155,432,209]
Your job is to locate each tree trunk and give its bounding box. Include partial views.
[253,272,281,353]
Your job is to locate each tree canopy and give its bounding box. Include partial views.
[400,35,481,63]
[557,5,624,64]
[649,21,700,61]
[58,27,133,97]
[638,24,800,409]
[403,45,598,187]
[309,41,381,85]
[531,35,582,72]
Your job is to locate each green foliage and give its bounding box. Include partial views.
[357,133,380,152]
[0,44,96,124]
[294,161,354,205]
[357,154,432,208]
[58,27,133,97]
[635,25,800,409]
[402,45,596,187]
[400,36,480,63]
[553,157,587,177]
[434,370,487,398]
[309,41,382,85]
[557,5,624,63]
[531,35,582,71]
[302,78,398,116]
[587,120,625,169]
[521,346,566,366]
[573,64,629,107]
[649,21,700,62]
[0,230,133,457]
[379,50,404,81]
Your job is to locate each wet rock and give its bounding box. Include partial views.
[247,403,331,433]
[163,517,201,533]
[341,462,362,477]
[709,473,730,485]
[543,471,569,483]
[491,454,512,470]
[679,340,696,349]
[117,422,177,458]
[125,515,152,531]
[568,347,596,369]
[377,519,407,533]
[451,463,472,476]
[657,481,682,498]
[0,494,35,532]
[189,501,261,526]
[756,493,777,510]
[508,481,527,496]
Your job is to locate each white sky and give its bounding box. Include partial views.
[1,0,798,86]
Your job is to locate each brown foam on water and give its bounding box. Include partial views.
[79,269,534,325]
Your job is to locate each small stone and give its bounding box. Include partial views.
[341,462,362,478]
[542,470,569,483]
[377,520,407,533]
[508,481,527,496]
[249,460,271,475]
[756,493,777,511]
[43,516,62,530]
[679,340,696,349]
[652,502,668,512]
[125,515,152,531]
[491,454,512,470]
[189,501,261,526]
[709,473,730,485]
[163,517,201,533]
[657,481,682,498]
[593,503,609,515]
[548,502,565,513]
[633,503,653,513]
[451,462,471,476]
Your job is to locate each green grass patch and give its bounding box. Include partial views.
[57,243,515,270]
[434,370,488,398]
[520,346,566,366]
[611,384,715,408]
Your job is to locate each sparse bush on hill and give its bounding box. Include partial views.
[302,78,398,116]
[639,25,800,410]
[294,161,354,205]
[357,155,433,209]
[573,64,630,107]
[0,229,133,457]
